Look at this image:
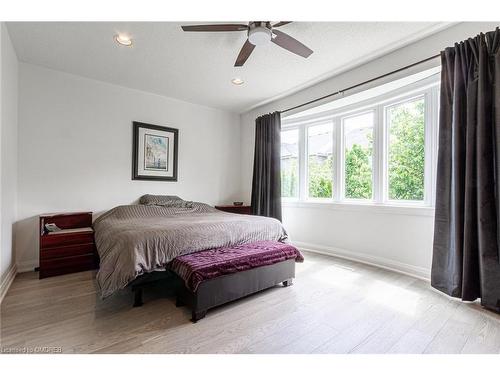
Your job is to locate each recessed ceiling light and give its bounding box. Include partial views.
[231,78,244,85]
[114,34,133,47]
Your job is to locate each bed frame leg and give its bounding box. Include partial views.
[282,278,293,287]
[191,310,207,323]
[133,288,143,307]
[175,296,186,307]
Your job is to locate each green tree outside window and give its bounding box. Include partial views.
[388,100,425,201]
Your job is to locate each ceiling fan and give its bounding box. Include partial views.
[181,21,313,67]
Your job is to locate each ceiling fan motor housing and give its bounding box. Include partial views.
[248,21,272,46]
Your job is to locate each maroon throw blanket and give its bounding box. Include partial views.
[169,240,304,292]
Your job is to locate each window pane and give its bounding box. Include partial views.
[307,123,333,198]
[387,98,425,201]
[281,129,299,198]
[343,112,374,199]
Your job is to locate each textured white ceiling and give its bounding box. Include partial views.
[7,22,451,113]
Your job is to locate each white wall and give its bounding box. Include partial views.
[16,63,241,271]
[240,22,500,279]
[0,23,19,286]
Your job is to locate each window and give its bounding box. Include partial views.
[280,129,299,198]
[386,97,425,201]
[280,68,439,208]
[343,112,374,200]
[307,123,333,199]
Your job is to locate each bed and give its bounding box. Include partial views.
[93,196,289,298]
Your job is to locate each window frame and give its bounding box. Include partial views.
[340,109,376,202]
[280,125,301,201]
[383,93,429,206]
[280,73,440,212]
[305,119,335,201]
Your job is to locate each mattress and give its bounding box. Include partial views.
[93,203,289,298]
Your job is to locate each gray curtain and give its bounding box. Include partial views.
[251,112,282,221]
[432,28,500,312]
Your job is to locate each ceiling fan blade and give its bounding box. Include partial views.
[234,39,256,67]
[273,21,292,28]
[271,29,313,58]
[181,24,248,32]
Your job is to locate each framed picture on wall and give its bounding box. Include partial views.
[132,121,178,181]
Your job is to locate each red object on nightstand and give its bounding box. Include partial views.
[39,212,99,279]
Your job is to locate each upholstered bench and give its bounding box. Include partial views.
[169,240,304,322]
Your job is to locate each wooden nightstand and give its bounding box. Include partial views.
[39,212,99,279]
[215,205,252,215]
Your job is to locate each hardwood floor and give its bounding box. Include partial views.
[1,251,499,354]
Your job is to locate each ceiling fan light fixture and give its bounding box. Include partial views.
[248,26,271,46]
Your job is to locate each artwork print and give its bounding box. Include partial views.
[144,134,169,171]
[132,122,178,181]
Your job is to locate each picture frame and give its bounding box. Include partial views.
[132,121,178,181]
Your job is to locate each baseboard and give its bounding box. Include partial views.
[0,263,17,304]
[293,241,431,282]
[16,259,38,273]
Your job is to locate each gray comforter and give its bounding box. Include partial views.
[93,203,288,298]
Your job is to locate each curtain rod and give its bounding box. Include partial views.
[279,53,441,115]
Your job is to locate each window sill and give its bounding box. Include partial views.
[281,200,435,217]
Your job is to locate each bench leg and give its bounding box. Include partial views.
[282,278,293,287]
[133,288,143,307]
[191,310,207,323]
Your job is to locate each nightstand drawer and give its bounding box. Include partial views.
[40,243,95,260]
[41,232,94,249]
[39,254,97,278]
